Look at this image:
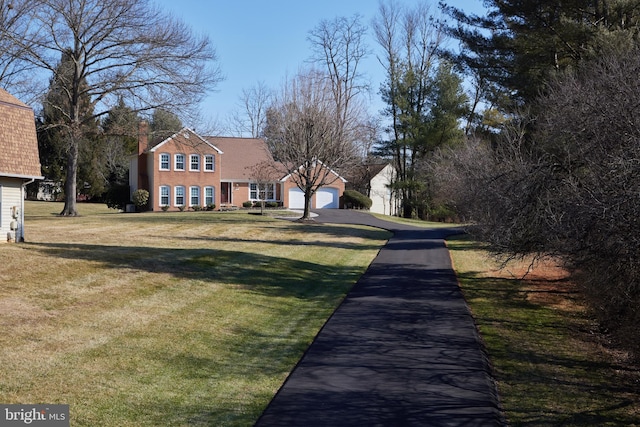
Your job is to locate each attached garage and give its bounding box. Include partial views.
[316,187,339,209]
[281,163,347,210]
[288,188,305,209]
[287,187,341,209]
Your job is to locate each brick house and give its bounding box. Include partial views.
[130,126,222,211]
[131,126,346,211]
[0,89,43,242]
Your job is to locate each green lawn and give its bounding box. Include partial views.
[1,201,391,426]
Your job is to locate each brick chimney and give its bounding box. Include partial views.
[138,120,149,154]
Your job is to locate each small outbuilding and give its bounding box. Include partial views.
[0,89,43,242]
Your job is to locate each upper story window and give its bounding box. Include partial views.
[175,154,185,171]
[204,155,215,172]
[190,154,200,171]
[159,153,170,170]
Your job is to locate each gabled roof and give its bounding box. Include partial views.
[205,136,279,180]
[280,160,348,183]
[0,88,42,179]
[344,162,393,182]
[148,127,223,154]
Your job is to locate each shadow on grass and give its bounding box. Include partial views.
[457,270,640,426]
[175,224,391,251]
[28,242,365,301]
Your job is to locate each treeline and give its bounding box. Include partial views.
[433,0,640,357]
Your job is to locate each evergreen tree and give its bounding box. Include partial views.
[150,108,183,142]
[102,99,139,186]
[444,0,640,111]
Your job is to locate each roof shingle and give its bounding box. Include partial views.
[0,89,42,179]
[205,137,281,180]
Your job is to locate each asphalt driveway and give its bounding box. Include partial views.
[255,210,505,427]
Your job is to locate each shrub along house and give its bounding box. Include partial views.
[130,126,346,211]
[0,88,43,242]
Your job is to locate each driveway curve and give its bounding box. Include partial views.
[255,210,505,427]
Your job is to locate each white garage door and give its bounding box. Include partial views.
[288,188,305,209]
[316,187,339,209]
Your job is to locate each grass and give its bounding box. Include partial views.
[447,234,640,426]
[1,201,391,426]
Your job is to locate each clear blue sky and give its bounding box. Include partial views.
[152,0,486,133]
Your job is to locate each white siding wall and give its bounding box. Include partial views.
[0,178,24,243]
[369,164,397,215]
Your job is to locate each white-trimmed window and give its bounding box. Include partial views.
[190,154,200,171]
[175,186,185,206]
[204,155,215,171]
[159,153,170,170]
[175,154,185,171]
[250,183,275,201]
[190,186,200,206]
[204,186,215,206]
[160,185,170,206]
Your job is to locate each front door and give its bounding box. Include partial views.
[221,182,231,204]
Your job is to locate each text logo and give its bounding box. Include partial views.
[0,405,69,427]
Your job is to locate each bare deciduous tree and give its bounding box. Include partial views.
[307,14,370,150]
[228,81,272,138]
[0,0,43,101]
[264,70,352,220]
[3,0,222,215]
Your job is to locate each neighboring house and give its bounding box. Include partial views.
[130,126,222,211]
[368,163,398,216]
[0,89,43,242]
[36,179,63,201]
[130,126,346,211]
[345,162,398,216]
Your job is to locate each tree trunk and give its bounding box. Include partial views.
[60,136,79,216]
[302,190,313,220]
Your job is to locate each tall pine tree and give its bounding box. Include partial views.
[444,0,640,111]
